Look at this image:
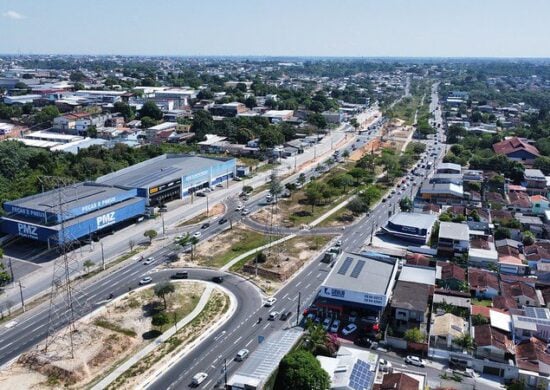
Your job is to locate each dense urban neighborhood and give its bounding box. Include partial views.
[1,52,550,390]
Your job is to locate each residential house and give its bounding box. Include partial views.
[436,262,466,291]
[390,281,432,335]
[437,222,470,256]
[493,296,518,312]
[501,280,541,307]
[468,268,499,299]
[511,307,550,342]
[493,137,540,164]
[507,191,532,213]
[317,346,377,390]
[499,255,529,275]
[209,102,248,117]
[516,214,544,238]
[515,337,550,389]
[375,373,420,390]
[473,324,515,363]
[429,313,468,350]
[523,169,547,196]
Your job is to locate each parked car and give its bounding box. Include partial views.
[322,318,332,331]
[342,323,358,336]
[191,372,208,387]
[379,359,392,372]
[264,297,277,307]
[405,355,425,367]
[354,336,372,348]
[348,312,357,323]
[330,319,340,333]
[235,349,249,361]
[139,276,152,285]
[306,312,316,322]
[143,257,155,265]
[196,192,206,197]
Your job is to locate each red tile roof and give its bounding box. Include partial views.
[438,262,466,282]
[492,296,518,311]
[473,324,514,353]
[516,337,550,373]
[530,195,548,202]
[380,373,420,390]
[471,305,491,318]
[501,281,537,300]
[493,137,540,158]
[468,268,499,292]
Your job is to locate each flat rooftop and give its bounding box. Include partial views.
[5,182,131,215]
[439,221,470,241]
[323,252,397,295]
[96,154,232,189]
[388,212,437,231]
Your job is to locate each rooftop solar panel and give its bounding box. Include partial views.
[350,260,365,278]
[337,257,353,275]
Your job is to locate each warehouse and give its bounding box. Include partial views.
[1,154,236,244]
[96,154,236,206]
[1,182,145,245]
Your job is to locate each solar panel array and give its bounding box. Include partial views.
[350,260,365,278]
[337,257,353,275]
[525,306,550,320]
[349,360,374,390]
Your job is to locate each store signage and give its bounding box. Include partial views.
[320,286,387,307]
[96,211,116,229]
[17,223,39,239]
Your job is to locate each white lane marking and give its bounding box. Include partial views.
[245,339,253,347]
[233,336,243,345]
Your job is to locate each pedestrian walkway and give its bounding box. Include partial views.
[91,285,214,390]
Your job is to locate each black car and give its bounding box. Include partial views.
[218,217,228,225]
[196,192,206,197]
[172,271,188,279]
[212,276,224,283]
[201,222,210,229]
[280,311,293,321]
[354,337,373,348]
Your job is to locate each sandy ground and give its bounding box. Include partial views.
[0,282,204,389]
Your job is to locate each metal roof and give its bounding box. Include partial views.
[322,252,397,295]
[388,212,437,231]
[439,221,470,241]
[96,154,232,189]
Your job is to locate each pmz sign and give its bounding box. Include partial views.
[17,222,39,240]
[96,211,116,229]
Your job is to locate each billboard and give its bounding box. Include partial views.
[318,286,388,308]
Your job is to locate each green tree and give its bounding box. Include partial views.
[0,248,10,285]
[191,110,214,141]
[244,96,256,109]
[69,71,86,82]
[269,171,283,200]
[342,149,350,158]
[83,259,95,273]
[329,173,354,192]
[113,101,135,121]
[144,229,157,244]
[86,124,98,138]
[33,105,60,128]
[399,197,413,212]
[308,113,327,129]
[274,349,330,390]
[140,116,157,129]
[304,181,324,212]
[154,282,176,309]
[151,312,170,328]
[347,197,369,215]
[454,333,475,351]
[494,227,511,240]
[404,327,425,343]
[297,173,307,186]
[139,101,163,120]
[522,231,535,246]
[472,314,489,326]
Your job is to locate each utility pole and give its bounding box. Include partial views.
[8,257,14,286]
[206,196,209,217]
[296,291,301,327]
[162,215,166,236]
[18,281,25,312]
[101,241,105,271]
[224,358,228,387]
[173,312,178,331]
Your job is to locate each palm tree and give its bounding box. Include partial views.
[454,333,474,351]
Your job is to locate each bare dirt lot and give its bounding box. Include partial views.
[0,282,205,389]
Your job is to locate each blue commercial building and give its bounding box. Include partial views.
[1,154,236,245]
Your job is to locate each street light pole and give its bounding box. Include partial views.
[8,257,15,286]
[224,358,228,387]
[100,242,105,271]
[296,291,301,327]
[18,281,25,312]
[162,215,165,236]
[206,196,209,217]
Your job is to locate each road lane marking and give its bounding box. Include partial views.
[233,336,243,345]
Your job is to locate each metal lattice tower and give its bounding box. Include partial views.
[40,176,89,360]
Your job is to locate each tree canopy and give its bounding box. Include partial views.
[274,349,330,390]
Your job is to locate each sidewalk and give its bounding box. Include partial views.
[91,285,214,390]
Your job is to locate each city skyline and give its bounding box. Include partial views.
[1,0,550,58]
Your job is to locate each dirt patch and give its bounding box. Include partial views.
[1,282,205,389]
[177,203,225,227]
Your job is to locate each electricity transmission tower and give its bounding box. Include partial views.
[39,177,89,360]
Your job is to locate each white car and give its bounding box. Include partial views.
[342,323,358,336]
[268,311,279,320]
[235,348,249,361]
[330,319,340,333]
[143,257,155,265]
[139,276,152,285]
[264,297,277,307]
[193,231,202,239]
[236,204,244,211]
[322,318,332,331]
[379,359,392,372]
[405,355,425,367]
[191,372,208,386]
[241,208,250,216]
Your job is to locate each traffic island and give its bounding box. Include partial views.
[0,281,212,389]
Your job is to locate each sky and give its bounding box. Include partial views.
[1,0,550,58]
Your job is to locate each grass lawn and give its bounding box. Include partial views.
[317,206,358,227]
[197,228,267,268]
[472,298,493,307]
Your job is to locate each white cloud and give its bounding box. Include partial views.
[3,10,25,20]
